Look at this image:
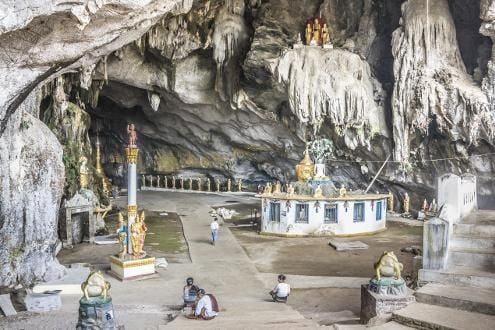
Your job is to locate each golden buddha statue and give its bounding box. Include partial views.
[403,192,410,214]
[79,156,89,189]
[388,191,394,211]
[273,181,281,194]
[312,18,321,44]
[305,23,312,45]
[296,147,314,182]
[264,183,272,195]
[314,184,323,198]
[321,23,330,45]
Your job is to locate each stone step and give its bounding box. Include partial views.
[415,283,495,315]
[392,302,495,330]
[332,323,415,330]
[450,236,495,250]
[454,223,495,238]
[448,247,495,271]
[418,267,495,289]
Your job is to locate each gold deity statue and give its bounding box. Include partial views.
[296,147,315,182]
[403,192,410,214]
[79,156,89,189]
[314,184,323,198]
[238,179,242,192]
[321,23,331,45]
[227,179,231,192]
[305,23,312,45]
[263,183,272,195]
[388,191,394,212]
[139,211,147,253]
[116,212,127,257]
[197,178,202,191]
[189,178,193,190]
[273,181,281,194]
[207,178,211,192]
[312,18,321,44]
[131,220,141,257]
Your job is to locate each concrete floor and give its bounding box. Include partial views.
[0,192,322,329]
[1,191,424,329]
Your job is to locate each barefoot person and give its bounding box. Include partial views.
[269,274,290,302]
[210,218,219,245]
[192,289,219,320]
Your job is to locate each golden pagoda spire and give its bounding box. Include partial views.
[295,145,315,182]
[95,134,112,195]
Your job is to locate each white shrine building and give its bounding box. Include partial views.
[260,193,388,236]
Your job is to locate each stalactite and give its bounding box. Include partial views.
[392,0,494,163]
[274,47,383,150]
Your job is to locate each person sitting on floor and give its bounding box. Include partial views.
[269,274,290,302]
[183,277,199,308]
[192,289,219,320]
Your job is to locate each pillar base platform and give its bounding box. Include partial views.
[109,255,156,281]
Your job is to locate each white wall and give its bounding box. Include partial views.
[437,173,477,222]
[261,197,387,236]
[460,174,477,218]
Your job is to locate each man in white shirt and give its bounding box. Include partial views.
[194,289,218,319]
[269,274,290,302]
[210,218,219,245]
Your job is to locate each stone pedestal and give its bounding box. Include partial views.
[25,292,62,312]
[423,217,449,270]
[360,284,415,325]
[109,255,156,281]
[77,296,115,330]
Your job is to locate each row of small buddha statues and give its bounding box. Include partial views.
[304,17,332,46]
[389,192,438,215]
[141,175,243,192]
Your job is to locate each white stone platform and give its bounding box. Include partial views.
[109,255,156,281]
[33,267,90,295]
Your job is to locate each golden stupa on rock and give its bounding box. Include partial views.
[296,147,315,182]
[95,135,112,195]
